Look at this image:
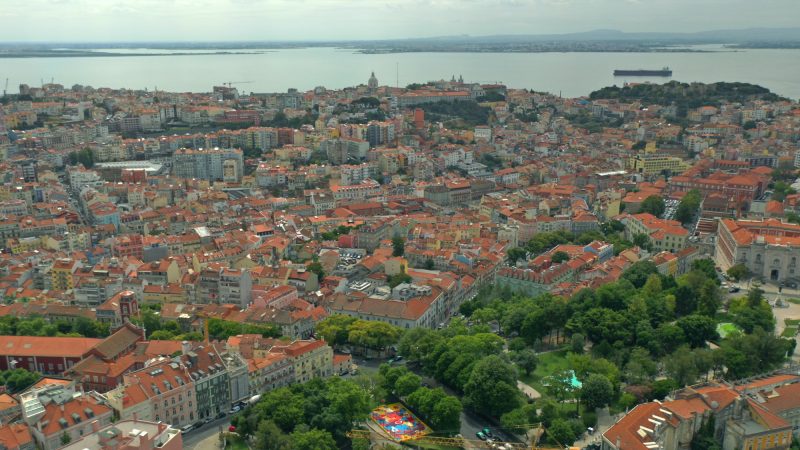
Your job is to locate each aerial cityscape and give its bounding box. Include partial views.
[1,2,800,450]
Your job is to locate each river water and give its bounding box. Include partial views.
[4,45,800,99]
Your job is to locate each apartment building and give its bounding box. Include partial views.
[621,213,690,253]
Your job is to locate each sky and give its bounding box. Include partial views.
[1,0,799,42]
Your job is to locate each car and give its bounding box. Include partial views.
[216,411,227,419]
[477,431,487,440]
[180,424,195,434]
[394,355,403,362]
[483,428,494,438]
[729,287,740,293]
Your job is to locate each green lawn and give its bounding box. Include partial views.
[520,349,570,393]
[782,327,798,338]
[785,319,800,326]
[716,322,742,338]
[787,298,800,305]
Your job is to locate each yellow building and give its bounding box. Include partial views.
[282,340,334,384]
[627,154,690,174]
[51,258,80,291]
[8,237,41,254]
[142,283,186,305]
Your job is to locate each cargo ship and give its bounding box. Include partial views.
[613,67,672,77]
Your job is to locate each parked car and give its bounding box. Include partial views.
[477,431,487,440]
[483,427,494,438]
[729,287,740,293]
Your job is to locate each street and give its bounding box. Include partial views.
[182,416,231,450]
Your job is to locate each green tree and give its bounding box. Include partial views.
[551,251,570,264]
[388,271,412,288]
[61,433,71,445]
[622,261,659,288]
[663,346,700,386]
[254,420,292,450]
[510,349,539,376]
[316,315,358,347]
[623,347,657,384]
[675,189,702,225]
[697,280,722,316]
[639,195,666,218]
[677,315,719,348]
[570,333,585,354]
[307,261,325,280]
[348,320,402,353]
[0,369,40,393]
[501,403,538,430]
[580,374,615,410]
[507,247,527,265]
[394,373,422,397]
[548,418,578,446]
[726,264,749,281]
[430,395,462,432]
[392,236,405,257]
[423,258,435,270]
[691,259,719,284]
[691,416,721,450]
[397,327,443,363]
[463,356,521,416]
[290,428,337,450]
[148,330,176,340]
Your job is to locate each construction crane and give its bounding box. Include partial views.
[3,78,8,97]
[347,424,567,450]
[223,81,254,88]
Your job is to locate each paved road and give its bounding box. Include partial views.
[182,417,231,450]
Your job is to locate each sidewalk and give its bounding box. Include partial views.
[573,407,617,449]
[517,380,542,400]
[187,434,223,450]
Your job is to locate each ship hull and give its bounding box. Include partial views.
[613,69,672,77]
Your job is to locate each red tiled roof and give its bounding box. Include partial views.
[0,336,101,358]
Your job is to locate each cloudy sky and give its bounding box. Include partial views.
[1,0,798,42]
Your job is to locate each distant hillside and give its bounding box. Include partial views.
[589,81,786,112]
[391,27,800,44]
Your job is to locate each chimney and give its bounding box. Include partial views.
[616,437,621,449]
[91,419,100,433]
[139,431,152,450]
[133,412,138,422]
[181,341,191,355]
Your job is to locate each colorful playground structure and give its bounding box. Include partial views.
[370,403,432,442]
